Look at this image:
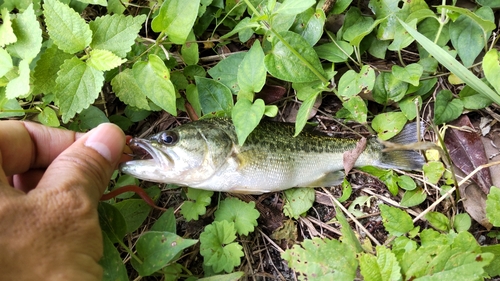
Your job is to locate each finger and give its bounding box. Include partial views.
[35,123,125,203]
[11,169,45,193]
[0,121,85,178]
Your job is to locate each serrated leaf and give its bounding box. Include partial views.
[32,44,73,94]
[392,63,423,86]
[180,188,213,221]
[214,198,260,236]
[151,0,200,44]
[359,245,402,281]
[38,107,60,127]
[379,204,414,236]
[195,76,233,115]
[100,231,128,281]
[5,4,42,60]
[433,90,463,125]
[43,0,92,54]
[232,98,265,146]
[425,212,450,232]
[371,112,407,140]
[87,49,125,71]
[283,187,315,219]
[5,59,30,99]
[282,237,358,280]
[55,56,104,123]
[111,69,150,110]
[0,48,13,77]
[200,221,244,273]
[264,31,325,83]
[0,8,17,47]
[89,14,146,58]
[486,186,500,227]
[338,65,376,98]
[132,231,197,276]
[237,40,266,94]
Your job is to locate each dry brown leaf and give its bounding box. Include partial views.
[343,138,367,175]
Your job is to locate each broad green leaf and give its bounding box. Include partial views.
[195,76,233,115]
[114,199,151,234]
[181,30,199,65]
[369,0,410,40]
[483,49,500,95]
[371,112,407,140]
[379,204,414,236]
[392,63,423,86]
[459,83,493,110]
[342,96,367,124]
[232,98,265,146]
[433,90,463,125]
[290,8,325,46]
[342,7,374,45]
[107,0,129,14]
[397,175,417,191]
[398,18,500,105]
[77,0,107,6]
[439,5,496,32]
[359,246,402,281]
[453,213,471,232]
[207,52,246,94]
[132,231,197,276]
[214,198,260,236]
[399,96,422,120]
[77,106,109,130]
[89,14,146,58]
[237,41,266,94]
[400,188,427,207]
[98,202,127,243]
[5,4,42,60]
[486,186,500,227]
[338,65,375,98]
[264,31,325,83]
[180,188,213,221]
[151,0,200,44]
[0,89,24,118]
[0,48,13,77]
[294,91,320,136]
[198,272,245,281]
[100,231,128,281]
[0,8,17,47]
[43,0,92,54]
[133,55,177,115]
[423,161,445,184]
[483,244,500,277]
[373,72,408,105]
[476,0,500,7]
[275,0,315,15]
[87,49,125,71]
[55,56,104,123]
[38,107,60,127]
[336,205,363,253]
[282,237,357,280]
[425,212,450,231]
[314,40,353,63]
[32,44,73,94]
[111,69,150,110]
[283,188,315,219]
[5,59,30,99]
[200,221,244,273]
[387,18,416,51]
[151,208,176,233]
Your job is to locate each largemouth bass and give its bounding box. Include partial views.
[120,118,425,194]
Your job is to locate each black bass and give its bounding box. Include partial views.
[120,118,425,194]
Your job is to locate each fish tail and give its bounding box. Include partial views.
[376,122,426,171]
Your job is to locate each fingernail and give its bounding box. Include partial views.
[84,123,124,163]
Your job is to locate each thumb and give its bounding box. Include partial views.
[37,123,125,202]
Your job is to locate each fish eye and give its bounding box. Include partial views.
[159,131,178,145]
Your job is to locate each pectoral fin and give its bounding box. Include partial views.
[301,171,345,187]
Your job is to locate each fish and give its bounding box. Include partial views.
[119,118,425,194]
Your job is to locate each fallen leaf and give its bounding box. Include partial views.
[343,138,367,174]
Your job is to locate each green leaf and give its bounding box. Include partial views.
[342,95,368,124]
[198,272,245,281]
[425,211,450,232]
[111,69,150,111]
[290,8,325,46]
[181,30,199,65]
[207,53,245,94]
[214,197,260,236]
[337,205,363,253]
[433,90,463,125]
[98,202,127,243]
[114,199,151,233]
[89,14,146,58]
[264,31,325,83]
[195,76,234,115]
[43,0,92,54]
[133,55,177,115]
[0,8,17,47]
[151,0,201,44]
[100,231,128,281]
[0,89,24,118]
[400,188,427,207]
[379,204,414,236]
[237,40,266,94]
[180,188,213,221]
[372,72,408,105]
[77,106,109,130]
[232,98,265,146]
[314,40,353,63]
[282,237,358,280]
[371,112,407,140]
[399,96,422,120]
[55,56,104,123]
[392,63,423,86]
[275,0,315,15]
[453,213,471,232]
[5,59,30,99]
[294,91,320,136]
[359,246,402,281]
[342,7,375,45]
[151,208,176,233]
[200,221,244,273]
[32,44,73,94]
[87,49,125,71]
[397,175,417,191]
[77,0,107,6]
[338,65,376,99]
[486,186,500,227]
[483,49,500,95]
[459,83,493,110]
[439,5,496,32]
[5,4,42,60]
[132,231,197,276]
[0,48,13,78]
[283,187,315,219]
[423,161,445,184]
[38,107,60,127]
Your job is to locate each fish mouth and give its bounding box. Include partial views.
[126,138,172,168]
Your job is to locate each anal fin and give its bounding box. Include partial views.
[301,171,345,187]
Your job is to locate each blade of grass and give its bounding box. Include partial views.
[397,18,500,105]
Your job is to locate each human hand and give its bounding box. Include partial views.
[0,121,126,280]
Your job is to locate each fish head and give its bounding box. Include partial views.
[120,121,235,185]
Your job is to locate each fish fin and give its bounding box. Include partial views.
[302,171,345,187]
[377,122,426,170]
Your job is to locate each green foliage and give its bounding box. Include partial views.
[180,188,213,221]
[379,204,414,237]
[214,197,260,236]
[486,186,500,227]
[283,187,316,219]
